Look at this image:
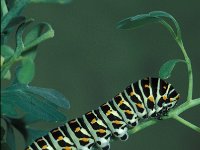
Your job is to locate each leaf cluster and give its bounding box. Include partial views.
[1,0,71,149]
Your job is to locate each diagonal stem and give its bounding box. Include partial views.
[128,98,200,135]
[173,115,200,133]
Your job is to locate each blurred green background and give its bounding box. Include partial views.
[22,0,200,149]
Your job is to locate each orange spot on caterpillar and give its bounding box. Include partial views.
[64,147,72,150]
[136,103,144,108]
[42,145,48,149]
[118,100,124,106]
[106,110,112,115]
[124,110,133,114]
[57,136,63,141]
[75,127,81,132]
[148,95,155,102]
[112,120,122,124]
[80,138,89,142]
[163,86,167,89]
[98,129,106,133]
[144,84,149,88]
[130,91,134,96]
[91,118,96,124]
[163,95,167,101]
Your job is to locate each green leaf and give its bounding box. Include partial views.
[22,22,54,59]
[15,19,34,57]
[1,56,5,66]
[30,0,72,4]
[1,84,70,123]
[16,58,35,84]
[117,14,162,29]
[1,45,14,60]
[1,0,30,32]
[117,11,181,41]
[4,16,26,31]
[23,22,54,54]
[6,123,15,150]
[159,59,185,79]
[1,0,8,17]
[3,70,11,80]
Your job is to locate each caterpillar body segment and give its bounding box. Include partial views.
[82,110,112,150]
[26,77,180,150]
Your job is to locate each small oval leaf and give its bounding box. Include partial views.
[1,45,14,60]
[23,22,54,53]
[117,14,162,29]
[22,22,54,59]
[159,59,185,79]
[15,19,34,57]
[1,0,30,32]
[16,58,35,84]
[117,11,181,41]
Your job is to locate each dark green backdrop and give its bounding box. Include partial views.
[24,0,200,149]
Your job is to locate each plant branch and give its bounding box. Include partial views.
[128,120,157,134]
[173,115,200,133]
[177,41,193,102]
[128,98,200,135]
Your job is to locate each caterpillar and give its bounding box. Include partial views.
[26,77,180,150]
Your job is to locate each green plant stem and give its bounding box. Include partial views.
[128,98,200,135]
[1,0,8,17]
[173,115,200,133]
[177,40,193,102]
[128,120,157,134]
[160,20,193,102]
[168,98,200,116]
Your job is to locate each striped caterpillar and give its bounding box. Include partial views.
[26,77,180,150]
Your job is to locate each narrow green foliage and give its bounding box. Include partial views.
[116,14,162,29]
[23,22,54,55]
[117,11,181,40]
[15,19,34,57]
[1,45,14,60]
[159,59,185,79]
[1,0,30,32]
[1,1,72,149]
[16,58,35,84]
